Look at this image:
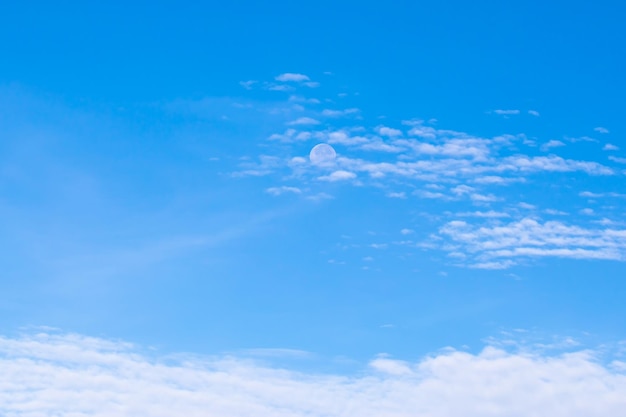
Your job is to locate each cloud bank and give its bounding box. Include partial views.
[1,332,626,417]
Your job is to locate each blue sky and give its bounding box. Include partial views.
[2,1,626,415]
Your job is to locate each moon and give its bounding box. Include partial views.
[309,143,336,165]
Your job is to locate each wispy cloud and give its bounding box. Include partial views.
[493,109,520,115]
[239,80,257,90]
[321,108,359,118]
[603,144,619,151]
[594,127,610,134]
[287,117,321,126]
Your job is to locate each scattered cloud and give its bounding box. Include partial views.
[603,144,619,151]
[440,218,626,268]
[528,110,540,117]
[594,127,610,134]
[609,156,626,164]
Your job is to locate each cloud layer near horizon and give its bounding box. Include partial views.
[1,332,625,416]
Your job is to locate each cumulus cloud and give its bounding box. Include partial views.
[1,332,626,417]
[603,144,619,151]
[528,110,540,117]
[376,126,403,137]
[275,73,310,82]
[594,127,610,134]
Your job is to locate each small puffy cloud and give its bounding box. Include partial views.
[369,356,413,375]
[376,126,403,137]
[603,144,619,151]
[609,156,626,164]
[266,186,302,196]
[288,117,321,126]
[540,140,566,151]
[400,228,414,235]
[275,73,310,82]
[318,170,357,182]
[528,110,540,117]
[387,192,407,199]
[594,127,610,134]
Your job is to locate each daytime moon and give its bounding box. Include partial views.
[309,143,336,165]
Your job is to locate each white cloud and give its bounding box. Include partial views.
[376,126,403,137]
[266,186,302,196]
[318,170,357,182]
[2,332,626,417]
[603,144,619,151]
[287,117,321,126]
[268,84,295,92]
[440,218,626,267]
[322,108,359,118]
[400,228,414,235]
[360,140,404,153]
[528,110,540,117]
[275,73,310,82]
[503,155,613,175]
[609,156,626,164]
[493,109,521,115]
[472,176,526,185]
[594,127,610,134]
[239,80,257,90]
[540,140,566,151]
[387,192,407,199]
[456,211,510,218]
